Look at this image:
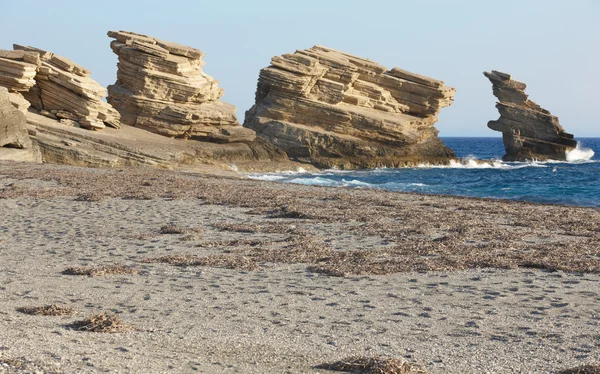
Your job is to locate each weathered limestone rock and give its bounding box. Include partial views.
[11,45,121,130]
[0,50,38,93]
[0,87,31,149]
[0,50,40,114]
[26,111,309,173]
[244,46,456,169]
[107,30,254,143]
[484,70,577,161]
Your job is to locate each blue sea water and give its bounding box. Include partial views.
[249,137,600,207]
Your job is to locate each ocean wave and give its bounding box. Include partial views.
[417,157,547,170]
[247,166,312,181]
[566,144,595,162]
[285,177,374,188]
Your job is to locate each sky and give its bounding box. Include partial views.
[1,0,598,137]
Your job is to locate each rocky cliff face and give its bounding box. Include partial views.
[107,31,255,143]
[244,46,456,169]
[484,70,577,161]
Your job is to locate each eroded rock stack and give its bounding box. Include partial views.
[244,46,456,169]
[107,30,254,143]
[7,45,121,130]
[484,70,576,161]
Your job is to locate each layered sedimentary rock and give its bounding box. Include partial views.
[0,50,38,93]
[0,49,40,113]
[484,70,576,161]
[107,30,254,143]
[244,46,456,169]
[26,111,305,173]
[8,45,121,130]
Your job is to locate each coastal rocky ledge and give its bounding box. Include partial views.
[244,46,456,169]
[484,70,577,161]
[107,30,255,143]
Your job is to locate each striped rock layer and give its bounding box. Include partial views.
[107,30,254,143]
[244,46,456,169]
[0,46,120,130]
[484,70,576,161]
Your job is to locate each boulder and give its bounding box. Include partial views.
[243,46,456,169]
[0,87,31,149]
[107,30,255,143]
[10,45,121,130]
[484,70,577,161]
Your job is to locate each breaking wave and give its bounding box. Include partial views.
[566,144,595,162]
[417,157,547,169]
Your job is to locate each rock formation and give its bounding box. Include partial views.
[107,30,254,143]
[26,110,305,173]
[8,45,122,130]
[484,70,577,161]
[0,49,39,113]
[243,46,456,169]
[0,50,38,93]
[0,87,30,149]
[0,86,41,162]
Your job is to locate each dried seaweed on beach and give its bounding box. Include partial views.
[146,254,259,271]
[267,205,315,219]
[159,224,203,235]
[196,238,274,248]
[17,304,76,316]
[559,364,600,374]
[3,163,600,276]
[62,265,138,277]
[244,235,334,264]
[74,193,106,202]
[67,312,133,333]
[0,357,59,374]
[316,356,429,374]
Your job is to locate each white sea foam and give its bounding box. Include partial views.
[287,177,338,186]
[566,144,595,162]
[252,174,288,181]
[417,157,547,170]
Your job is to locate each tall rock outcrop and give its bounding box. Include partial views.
[8,45,121,130]
[243,46,456,169]
[484,70,576,161]
[107,30,254,143]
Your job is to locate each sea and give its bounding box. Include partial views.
[248,137,600,208]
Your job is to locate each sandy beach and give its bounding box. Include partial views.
[1,161,600,373]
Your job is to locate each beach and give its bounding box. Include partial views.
[1,161,600,373]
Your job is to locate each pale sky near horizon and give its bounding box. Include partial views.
[1,0,598,137]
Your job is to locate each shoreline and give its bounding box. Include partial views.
[1,162,600,373]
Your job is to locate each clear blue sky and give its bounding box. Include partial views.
[2,0,598,137]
